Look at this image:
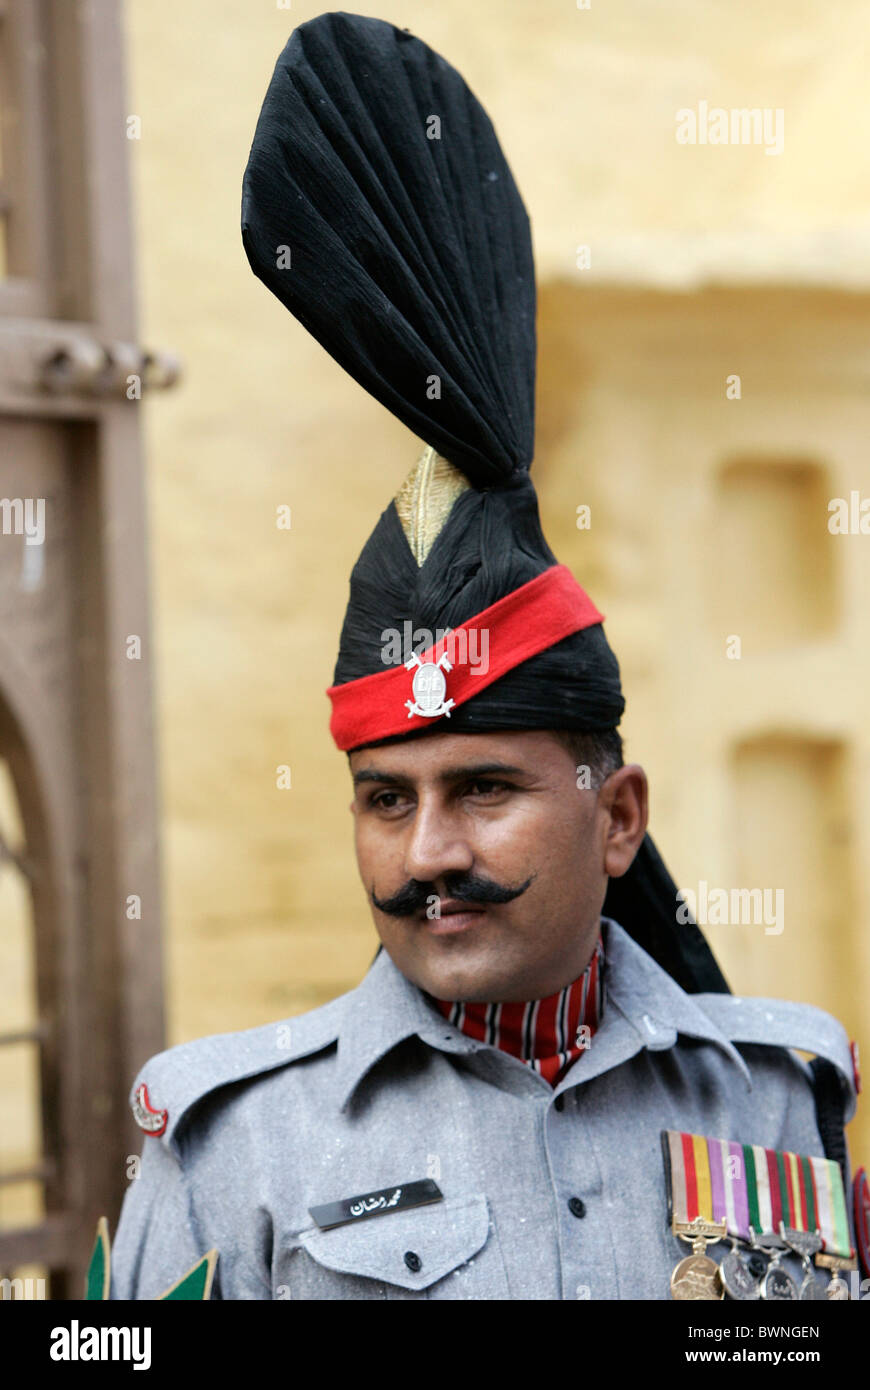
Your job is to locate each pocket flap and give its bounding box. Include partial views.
[298,1193,491,1291]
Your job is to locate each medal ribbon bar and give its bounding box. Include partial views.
[662,1129,855,1261]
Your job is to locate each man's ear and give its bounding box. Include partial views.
[600,765,648,879]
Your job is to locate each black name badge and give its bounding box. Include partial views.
[309,1178,443,1231]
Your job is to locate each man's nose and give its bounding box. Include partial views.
[403,798,474,885]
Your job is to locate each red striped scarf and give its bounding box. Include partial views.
[431,933,605,1086]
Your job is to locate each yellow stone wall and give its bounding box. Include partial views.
[124,0,870,1173]
[2,0,868,1230]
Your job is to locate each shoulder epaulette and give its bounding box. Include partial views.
[129,993,346,1155]
[692,993,857,1123]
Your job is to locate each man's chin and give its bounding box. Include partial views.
[379,937,520,1004]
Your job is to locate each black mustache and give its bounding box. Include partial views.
[371,871,533,917]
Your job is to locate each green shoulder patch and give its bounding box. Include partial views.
[84,1216,111,1301]
[157,1248,218,1301]
[84,1216,218,1300]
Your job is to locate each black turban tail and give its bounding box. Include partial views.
[241,11,729,995]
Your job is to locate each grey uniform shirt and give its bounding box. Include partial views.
[110,917,858,1300]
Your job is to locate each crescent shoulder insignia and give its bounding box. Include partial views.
[131,1081,168,1136]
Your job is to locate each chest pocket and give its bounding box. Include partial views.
[296,1193,509,1299]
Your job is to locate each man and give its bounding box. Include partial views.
[109,13,863,1300]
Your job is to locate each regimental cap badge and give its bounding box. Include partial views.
[131,1081,168,1136]
[405,650,455,720]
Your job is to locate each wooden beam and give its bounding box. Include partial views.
[0,1215,71,1268]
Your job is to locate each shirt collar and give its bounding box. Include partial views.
[428,933,604,1082]
[334,917,750,1111]
[334,943,482,1112]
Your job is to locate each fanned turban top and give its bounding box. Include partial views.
[241,10,728,995]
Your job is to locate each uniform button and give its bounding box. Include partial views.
[554,1095,564,1112]
[404,1250,422,1272]
[747,1252,767,1279]
[568,1197,586,1219]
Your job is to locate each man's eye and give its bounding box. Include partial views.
[466,779,510,797]
[371,790,404,809]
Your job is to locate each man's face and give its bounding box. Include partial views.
[349,730,647,1003]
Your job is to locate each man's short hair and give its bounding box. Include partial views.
[550,728,624,790]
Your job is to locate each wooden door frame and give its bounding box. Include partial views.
[0,0,166,1295]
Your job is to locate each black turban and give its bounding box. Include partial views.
[241,11,729,996]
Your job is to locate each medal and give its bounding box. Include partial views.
[718,1237,759,1300]
[670,1253,722,1300]
[763,1261,799,1300]
[749,1227,799,1301]
[780,1224,825,1301]
[662,1129,857,1302]
[670,1216,727,1300]
[825,1275,851,1300]
[816,1251,855,1300]
[799,1269,826,1300]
